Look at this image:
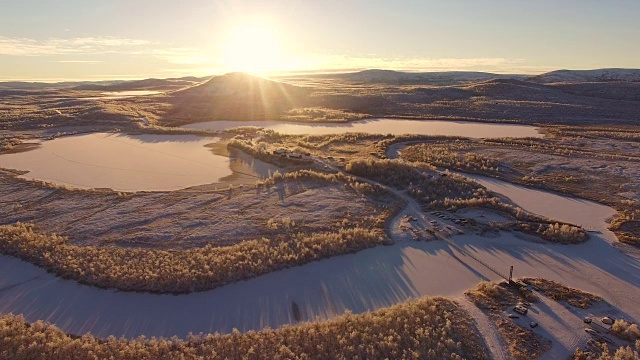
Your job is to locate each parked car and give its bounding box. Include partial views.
[585,328,598,336]
[513,305,528,315]
[601,317,614,325]
[507,314,520,319]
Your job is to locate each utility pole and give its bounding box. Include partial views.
[509,265,514,284]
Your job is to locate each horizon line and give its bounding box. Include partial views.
[1,66,639,84]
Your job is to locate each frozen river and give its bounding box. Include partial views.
[182,118,543,138]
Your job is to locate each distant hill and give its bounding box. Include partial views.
[0,80,129,91]
[0,81,84,90]
[462,78,559,100]
[164,72,310,125]
[0,77,206,92]
[73,77,207,91]
[529,69,640,83]
[315,69,527,86]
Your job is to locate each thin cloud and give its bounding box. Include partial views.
[0,36,152,56]
[151,48,213,65]
[56,60,103,63]
[0,36,212,66]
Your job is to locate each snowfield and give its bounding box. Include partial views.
[1,176,638,350]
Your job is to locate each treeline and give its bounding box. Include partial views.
[296,132,386,151]
[548,125,640,143]
[0,223,387,294]
[483,137,638,162]
[510,222,588,244]
[282,107,371,122]
[346,158,507,211]
[522,278,602,309]
[401,143,501,176]
[0,297,488,360]
[228,138,312,168]
[259,169,386,196]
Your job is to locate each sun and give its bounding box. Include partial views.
[221,20,287,74]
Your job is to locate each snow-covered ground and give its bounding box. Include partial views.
[461,173,617,235]
[0,161,638,360]
[457,297,510,360]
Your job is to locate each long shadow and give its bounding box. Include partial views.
[452,231,640,309]
[443,245,491,282]
[0,241,425,338]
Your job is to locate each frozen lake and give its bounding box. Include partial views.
[86,90,162,100]
[182,118,543,138]
[0,133,276,191]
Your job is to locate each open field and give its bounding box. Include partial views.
[0,170,389,249]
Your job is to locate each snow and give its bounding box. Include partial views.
[333,69,527,85]
[1,214,638,340]
[0,133,274,191]
[182,118,543,138]
[0,153,638,360]
[84,90,162,100]
[457,297,510,360]
[461,173,617,235]
[530,69,640,83]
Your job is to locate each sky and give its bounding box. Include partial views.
[1,0,639,81]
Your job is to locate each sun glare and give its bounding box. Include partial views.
[222,20,286,74]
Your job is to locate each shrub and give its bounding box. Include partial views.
[0,297,488,360]
[522,278,602,309]
[573,340,640,360]
[401,143,501,175]
[612,320,640,342]
[0,223,387,294]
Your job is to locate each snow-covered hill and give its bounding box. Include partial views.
[529,69,640,83]
[323,69,526,86]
